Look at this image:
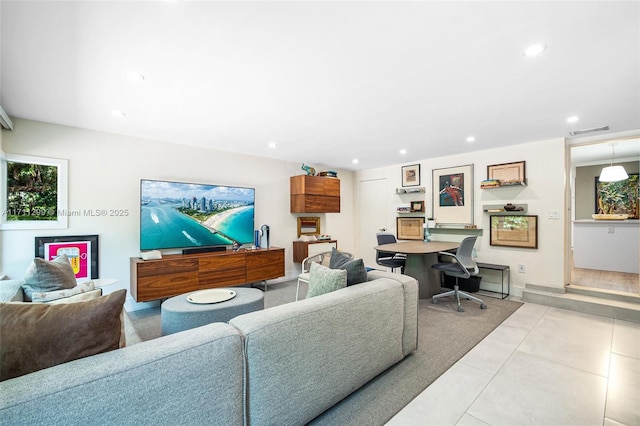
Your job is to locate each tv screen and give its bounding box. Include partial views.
[140,179,255,251]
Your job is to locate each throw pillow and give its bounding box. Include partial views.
[47,288,127,349]
[338,258,368,286]
[306,262,347,298]
[0,289,127,381]
[21,254,77,302]
[329,247,352,269]
[31,280,96,302]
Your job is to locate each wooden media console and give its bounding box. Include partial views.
[130,247,285,302]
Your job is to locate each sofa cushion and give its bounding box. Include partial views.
[21,254,77,301]
[306,262,347,298]
[338,258,368,286]
[46,288,126,349]
[31,280,96,302]
[0,289,126,381]
[328,247,351,268]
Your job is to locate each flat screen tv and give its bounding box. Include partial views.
[140,179,255,251]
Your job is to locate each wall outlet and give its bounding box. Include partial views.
[548,211,559,219]
[518,264,526,273]
[608,225,615,234]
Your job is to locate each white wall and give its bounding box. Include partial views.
[1,119,355,310]
[355,138,567,296]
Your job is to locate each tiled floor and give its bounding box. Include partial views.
[388,302,640,426]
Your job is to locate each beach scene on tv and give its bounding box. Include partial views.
[140,180,255,250]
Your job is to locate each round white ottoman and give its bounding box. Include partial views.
[161,287,264,335]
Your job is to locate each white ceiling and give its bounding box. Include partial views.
[1,1,639,171]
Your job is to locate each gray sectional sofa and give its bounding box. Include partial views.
[0,270,418,425]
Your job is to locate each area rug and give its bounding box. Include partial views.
[124,281,522,425]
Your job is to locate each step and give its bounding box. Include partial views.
[522,286,640,323]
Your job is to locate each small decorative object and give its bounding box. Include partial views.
[480,179,501,189]
[427,218,437,228]
[301,163,316,176]
[317,170,338,178]
[591,214,629,220]
[504,203,517,211]
[402,164,421,187]
[422,223,431,242]
[396,206,411,213]
[411,201,424,212]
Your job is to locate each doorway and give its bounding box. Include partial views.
[569,137,640,295]
[358,178,389,268]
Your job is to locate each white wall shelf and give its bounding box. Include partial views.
[429,227,483,236]
[395,187,425,194]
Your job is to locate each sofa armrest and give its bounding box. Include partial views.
[0,280,25,302]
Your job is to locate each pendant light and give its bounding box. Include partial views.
[599,144,629,182]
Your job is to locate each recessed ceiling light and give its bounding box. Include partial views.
[127,71,145,81]
[268,142,277,149]
[566,116,579,123]
[399,149,407,155]
[112,110,126,118]
[523,44,546,57]
[466,136,476,143]
[352,159,359,164]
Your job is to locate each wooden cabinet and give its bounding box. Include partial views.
[292,240,337,263]
[130,247,285,302]
[290,175,340,213]
[246,249,285,282]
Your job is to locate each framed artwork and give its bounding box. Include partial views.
[487,161,526,185]
[402,164,421,187]
[490,215,538,249]
[1,153,68,230]
[35,235,99,280]
[297,216,320,237]
[595,173,638,219]
[432,164,474,226]
[411,201,424,212]
[397,217,425,240]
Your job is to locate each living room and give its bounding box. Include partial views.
[1,1,638,311]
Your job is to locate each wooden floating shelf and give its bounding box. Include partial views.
[483,204,528,214]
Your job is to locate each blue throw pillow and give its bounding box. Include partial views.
[338,258,368,286]
[329,247,351,268]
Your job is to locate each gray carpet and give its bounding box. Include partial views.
[124,280,523,425]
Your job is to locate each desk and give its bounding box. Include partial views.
[374,241,459,299]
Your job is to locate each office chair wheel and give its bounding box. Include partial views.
[480,303,487,309]
[457,306,464,312]
[432,298,438,304]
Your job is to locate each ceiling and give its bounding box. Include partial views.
[1,1,639,171]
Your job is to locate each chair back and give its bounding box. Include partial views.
[376,233,397,259]
[456,236,479,275]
